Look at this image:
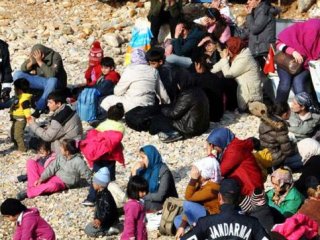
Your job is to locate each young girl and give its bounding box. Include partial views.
[1,198,55,240]
[121,175,148,240]
[17,139,91,200]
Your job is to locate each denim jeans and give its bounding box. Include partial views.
[166,54,193,69]
[13,71,58,110]
[86,160,116,203]
[174,201,207,228]
[276,68,310,103]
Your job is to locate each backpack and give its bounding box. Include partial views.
[159,197,183,236]
[76,88,100,122]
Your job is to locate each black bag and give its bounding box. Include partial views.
[125,105,160,131]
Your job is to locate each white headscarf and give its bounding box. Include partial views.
[297,138,320,164]
[193,156,222,183]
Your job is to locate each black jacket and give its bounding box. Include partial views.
[181,204,270,240]
[0,39,13,86]
[94,188,119,229]
[162,87,210,138]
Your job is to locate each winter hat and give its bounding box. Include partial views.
[131,48,148,65]
[93,167,111,187]
[251,188,266,207]
[297,138,320,164]
[295,92,313,109]
[1,198,27,216]
[193,156,222,183]
[220,178,241,197]
[89,41,104,66]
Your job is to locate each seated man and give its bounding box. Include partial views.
[0,39,13,103]
[13,44,67,117]
[27,90,82,154]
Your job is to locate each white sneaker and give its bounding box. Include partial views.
[107,227,119,235]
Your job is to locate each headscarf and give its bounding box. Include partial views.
[226,37,246,61]
[193,156,222,183]
[278,19,320,68]
[207,128,235,150]
[271,167,293,205]
[297,138,320,164]
[140,145,164,193]
[131,48,148,65]
[295,92,315,112]
[31,44,52,57]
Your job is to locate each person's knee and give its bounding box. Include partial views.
[45,78,58,90]
[13,71,26,81]
[26,159,37,168]
[183,201,194,214]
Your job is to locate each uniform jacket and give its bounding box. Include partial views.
[0,39,13,87]
[161,87,210,138]
[259,115,295,166]
[288,112,320,141]
[181,204,270,240]
[144,164,178,211]
[29,104,83,154]
[121,199,147,240]
[11,93,32,119]
[221,138,264,196]
[13,208,55,240]
[94,188,119,229]
[212,48,262,110]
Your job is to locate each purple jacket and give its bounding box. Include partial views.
[121,199,147,240]
[13,208,55,240]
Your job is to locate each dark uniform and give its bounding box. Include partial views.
[0,39,13,101]
[181,204,270,240]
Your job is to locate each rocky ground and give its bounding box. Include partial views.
[0,0,315,239]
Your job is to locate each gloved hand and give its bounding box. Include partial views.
[1,87,11,102]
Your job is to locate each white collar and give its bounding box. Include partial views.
[17,211,24,225]
[299,112,312,121]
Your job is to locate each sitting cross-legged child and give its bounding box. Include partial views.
[1,198,55,240]
[16,139,91,200]
[84,167,119,237]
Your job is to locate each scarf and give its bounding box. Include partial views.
[297,138,320,164]
[131,48,148,65]
[271,167,293,205]
[207,128,235,160]
[193,156,222,183]
[278,19,320,67]
[140,145,164,193]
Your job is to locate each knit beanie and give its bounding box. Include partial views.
[93,167,111,187]
[1,198,27,216]
[251,188,266,207]
[89,41,104,66]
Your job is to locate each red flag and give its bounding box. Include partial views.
[263,46,275,75]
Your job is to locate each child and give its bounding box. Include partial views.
[14,140,55,183]
[1,198,55,240]
[16,139,91,200]
[254,102,296,169]
[82,103,125,206]
[10,78,32,152]
[85,41,104,87]
[121,175,148,240]
[84,167,119,237]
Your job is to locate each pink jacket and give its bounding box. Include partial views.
[80,130,125,167]
[13,208,55,240]
[273,213,319,240]
[121,199,147,240]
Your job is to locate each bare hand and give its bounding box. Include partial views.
[220,49,229,58]
[175,227,185,239]
[168,0,176,6]
[27,116,34,124]
[190,166,200,180]
[245,5,252,14]
[165,44,173,57]
[175,23,184,38]
[34,179,42,186]
[32,49,44,64]
[292,51,303,64]
[131,161,145,176]
[92,219,101,228]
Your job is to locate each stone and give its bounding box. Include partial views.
[26,0,36,4]
[298,0,316,12]
[62,0,72,8]
[102,33,123,47]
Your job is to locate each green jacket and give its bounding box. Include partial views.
[21,44,67,88]
[267,187,304,217]
[148,0,183,18]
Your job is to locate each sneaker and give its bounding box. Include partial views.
[16,190,27,201]
[107,227,119,235]
[158,132,169,141]
[161,132,183,143]
[81,200,95,207]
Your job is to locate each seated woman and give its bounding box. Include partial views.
[210,0,236,25]
[149,69,210,143]
[288,92,320,142]
[100,49,170,113]
[174,156,221,239]
[192,53,224,122]
[131,145,178,212]
[267,167,304,218]
[16,139,91,200]
[207,127,264,199]
[165,20,205,68]
[212,37,264,115]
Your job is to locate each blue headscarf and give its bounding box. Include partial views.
[207,128,235,160]
[140,145,164,193]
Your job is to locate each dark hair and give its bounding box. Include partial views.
[146,47,165,62]
[206,8,227,41]
[60,139,79,155]
[101,57,115,68]
[221,192,239,205]
[37,140,51,153]
[127,175,149,200]
[108,103,124,121]
[14,78,29,93]
[206,8,222,21]
[177,69,197,91]
[269,102,290,116]
[1,198,27,216]
[47,90,67,104]
[178,19,192,31]
[193,53,213,72]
